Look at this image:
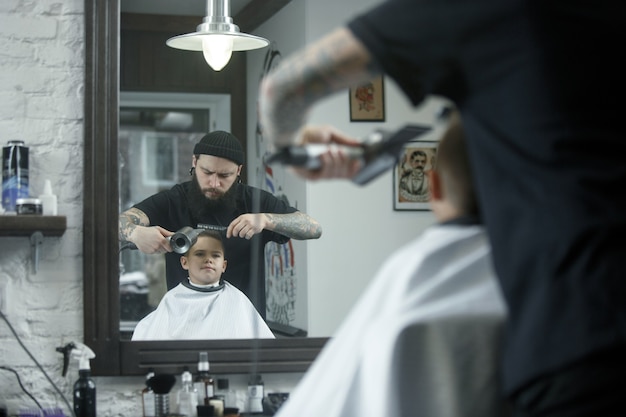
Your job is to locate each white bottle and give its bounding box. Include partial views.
[194,352,214,405]
[142,371,156,417]
[177,370,198,417]
[38,179,57,215]
[247,375,264,414]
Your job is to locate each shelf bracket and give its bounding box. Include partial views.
[30,231,44,274]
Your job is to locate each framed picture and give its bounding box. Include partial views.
[393,138,438,211]
[141,132,179,187]
[349,76,385,122]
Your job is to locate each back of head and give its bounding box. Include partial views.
[193,130,245,166]
[435,112,479,218]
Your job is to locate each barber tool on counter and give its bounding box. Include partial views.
[264,125,431,185]
[149,374,177,417]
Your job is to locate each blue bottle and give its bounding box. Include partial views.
[2,140,29,212]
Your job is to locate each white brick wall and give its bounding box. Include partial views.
[0,1,90,414]
[0,2,302,415]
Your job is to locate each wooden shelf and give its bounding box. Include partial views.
[0,215,67,236]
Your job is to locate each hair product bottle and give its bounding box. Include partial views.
[216,378,236,409]
[177,370,198,417]
[247,374,264,414]
[1,140,29,212]
[194,352,215,405]
[71,343,96,417]
[38,179,57,215]
[208,395,225,417]
[142,371,156,417]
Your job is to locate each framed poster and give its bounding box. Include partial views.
[393,138,438,210]
[349,76,385,122]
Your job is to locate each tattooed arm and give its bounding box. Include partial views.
[259,28,380,180]
[227,211,322,240]
[119,207,174,253]
[259,27,379,148]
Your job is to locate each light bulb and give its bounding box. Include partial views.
[202,35,234,71]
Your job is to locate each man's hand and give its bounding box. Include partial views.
[227,214,266,240]
[130,225,174,253]
[288,125,363,181]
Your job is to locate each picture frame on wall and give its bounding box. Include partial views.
[393,138,438,211]
[349,76,385,122]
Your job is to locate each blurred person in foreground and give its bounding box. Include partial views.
[259,1,625,415]
[273,112,508,417]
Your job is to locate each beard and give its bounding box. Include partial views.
[187,173,238,220]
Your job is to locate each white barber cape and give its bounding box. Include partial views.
[132,280,275,340]
[276,222,508,417]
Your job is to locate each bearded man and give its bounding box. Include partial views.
[119,130,322,317]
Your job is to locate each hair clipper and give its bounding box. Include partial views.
[264,124,431,185]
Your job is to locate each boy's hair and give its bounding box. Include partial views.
[184,230,226,256]
[434,112,479,217]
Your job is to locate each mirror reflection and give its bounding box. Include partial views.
[119,91,230,332]
[130,229,276,340]
[118,91,322,339]
[83,0,328,377]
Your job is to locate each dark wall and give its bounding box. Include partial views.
[120,12,248,176]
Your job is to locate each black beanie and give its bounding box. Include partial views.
[193,131,244,165]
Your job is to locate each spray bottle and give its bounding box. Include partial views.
[71,342,96,417]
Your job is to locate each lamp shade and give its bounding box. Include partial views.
[166,0,269,71]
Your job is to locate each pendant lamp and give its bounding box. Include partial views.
[166,0,269,71]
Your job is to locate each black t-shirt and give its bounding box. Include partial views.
[134,181,296,317]
[349,0,626,394]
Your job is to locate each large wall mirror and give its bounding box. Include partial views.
[83,0,326,376]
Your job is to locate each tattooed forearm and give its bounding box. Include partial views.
[264,212,322,240]
[119,208,149,241]
[260,27,377,147]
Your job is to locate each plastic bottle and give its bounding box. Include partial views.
[71,342,96,417]
[194,352,214,405]
[246,374,264,414]
[216,378,236,409]
[177,370,198,417]
[142,371,156,417]
[38,179,57,215]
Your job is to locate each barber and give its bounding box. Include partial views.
[119,130,322,317]
[258,1,625,415]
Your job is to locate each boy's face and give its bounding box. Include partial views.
[180,236,227,286]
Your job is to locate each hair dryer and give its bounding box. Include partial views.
[120,224,226,254]
[169,226,202,254]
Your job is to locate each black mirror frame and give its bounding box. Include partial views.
[83,0,327,376]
